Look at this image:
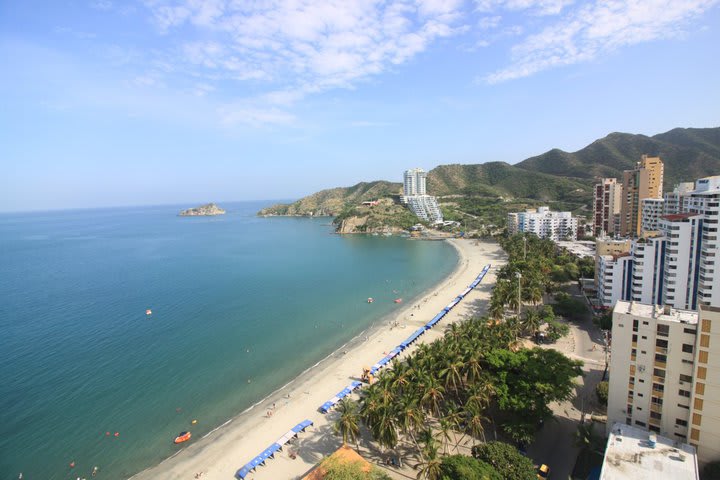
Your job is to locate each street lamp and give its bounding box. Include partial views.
[515,271,522,316]
[523,236,527,261]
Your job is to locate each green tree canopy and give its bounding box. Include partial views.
[471,442,537,480]
[439,455,502,480]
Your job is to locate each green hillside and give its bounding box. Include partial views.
[426,162,591,202]
[258,180,402,216]
[515,127,720,187]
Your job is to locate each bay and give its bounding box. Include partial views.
[0,201,457,479]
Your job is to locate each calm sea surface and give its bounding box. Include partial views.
[0,202,457,479]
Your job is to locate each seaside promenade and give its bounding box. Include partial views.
[130,238,507,480]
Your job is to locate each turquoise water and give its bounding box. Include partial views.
[0,202,457,480]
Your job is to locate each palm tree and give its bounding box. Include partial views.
[415,439,442,480]
[521,307,542,336]
[419,376,445,418]
[334,398,361,450]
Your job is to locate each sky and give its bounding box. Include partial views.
[1,0,719,212]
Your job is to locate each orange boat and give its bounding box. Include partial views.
[174,431,191,444]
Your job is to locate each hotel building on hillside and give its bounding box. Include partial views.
[506,206,578,241]
[401,168,443,223]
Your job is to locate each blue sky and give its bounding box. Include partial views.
[1,0,719,212]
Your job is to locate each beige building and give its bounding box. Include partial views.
[594,178,623,237]
[620,155,664,237]
[688,305,720,464]
[608,301,720,467]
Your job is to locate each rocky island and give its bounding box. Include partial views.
[179,203,226,216]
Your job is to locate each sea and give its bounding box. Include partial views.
[0,201,457,480]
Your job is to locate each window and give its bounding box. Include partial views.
[649,425,661,433]
[656,339,669,348]
[642,335,647,340]
[651,397,663,406]
[638,393,644,397]
[653,368,665,378]
[692,413,702,426]
[700,334,710,348]
[627,405,633,415]
[678,403,690,410]
[633,319,639,332]
[655,353,667,363]
[635,420,646,427]
[632,334,638,342]
[641,350,647,354]
[694,398,704,411]
[643,321,649,325]
[699,350,709,363]
[679,374,693,383]
[702,319,711,333]
[684,327,696,334]
[679,389,691,398]
[657,324,669,337]
[676,418,688,427]
[650,411,662,420]
[696,382,705,395]
[698,366,707,380]
[682,343,694,354]
[652,383,664,393]
[675,433,687,440]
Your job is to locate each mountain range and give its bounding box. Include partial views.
[259,126,720,216]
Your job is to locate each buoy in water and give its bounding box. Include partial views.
[69,461,75,468]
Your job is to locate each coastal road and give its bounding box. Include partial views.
[528,290,606,479]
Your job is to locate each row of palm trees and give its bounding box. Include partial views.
[332,234,582,479]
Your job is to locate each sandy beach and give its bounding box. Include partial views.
[130,238,506,480]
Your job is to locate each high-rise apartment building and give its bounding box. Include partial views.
[629,236,666,306]
[687,176,720,308]
[620,156,664,237]
[506,207,578,241]
[664,182,695,215]
[402,168,443,223]
[403,168,427,196]
[594,178,623,237]
[641,198,665,236]
[597,253,633,308]
[607,301,698,442]
[688,304,720,464]
[660,213,703,311]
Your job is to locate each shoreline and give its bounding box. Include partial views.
[130,238,506,480]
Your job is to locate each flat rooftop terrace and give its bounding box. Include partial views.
[600,423,698,480]
[614,300,698,325]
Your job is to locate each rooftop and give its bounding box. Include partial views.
[600,423,699,480]
[662,213,700,222]
[557,240,595,259]
[614,301,698,325]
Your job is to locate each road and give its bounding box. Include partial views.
[528,289,607,479]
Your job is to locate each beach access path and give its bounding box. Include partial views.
[129,238,507,480]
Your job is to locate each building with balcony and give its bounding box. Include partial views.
[665,182,695,215]
[641,198,665,236]
[401,168,443,223]
[594,178,623,237]
[620,155,664,237]
[506,206,578,241]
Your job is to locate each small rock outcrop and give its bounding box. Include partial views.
[179,203,226,216]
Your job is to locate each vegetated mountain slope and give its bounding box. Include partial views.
[427,162,591,202]
[515,127,720,187]
[258,180,402,216]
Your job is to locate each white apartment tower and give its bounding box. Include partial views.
[630,236,666,306]
[641,198,665,236]
[402,168,443,223]
[597,253,633,308]
[664,182,695,215]
[660,213,703,311]
[687,176,720,308]
[594,178,623,237]
[403,168,427,197]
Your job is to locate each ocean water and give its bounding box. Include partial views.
[0,202,457,480]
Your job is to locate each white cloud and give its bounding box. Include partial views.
[485,0,719,83]
[475,0,574,16]
[142,0,468,96]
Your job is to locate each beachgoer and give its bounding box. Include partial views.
[92,466,98,476]
[272,403,276,409]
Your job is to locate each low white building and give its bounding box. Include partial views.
[600,423,699,479]
[506,206,578,241]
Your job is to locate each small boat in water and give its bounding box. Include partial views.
[146,309,152,315]
[174,431,191,444]
[367,298,374,303]
[394,298,403,304]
